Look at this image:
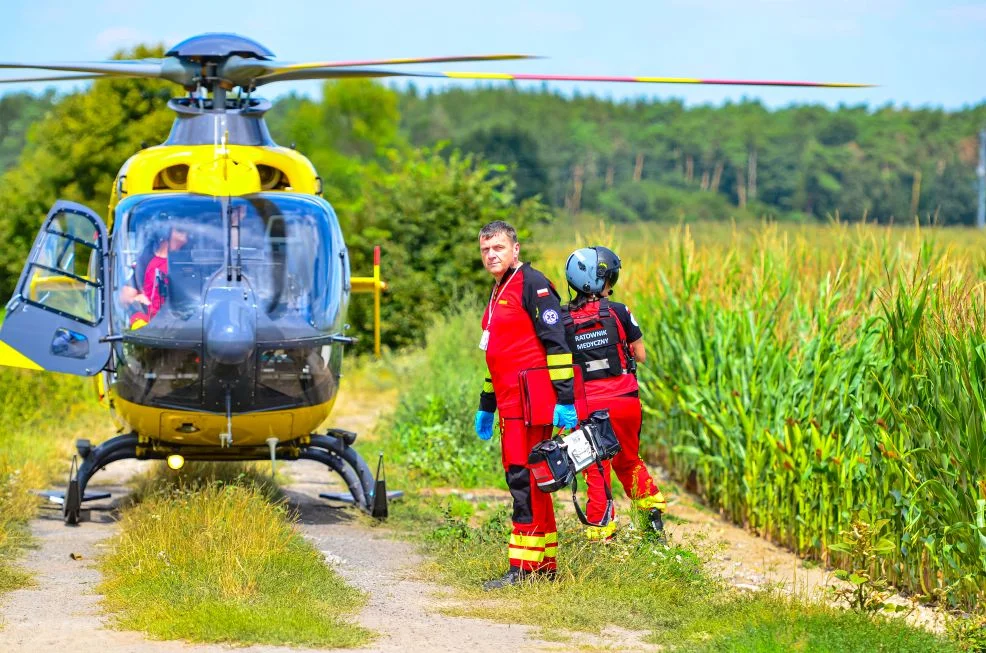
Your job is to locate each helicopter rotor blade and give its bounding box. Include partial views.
[392,71,876,88]
[0,59,201,87]
[254,67,409,84]
[0,61,164,77]
[255,67,874,88]
[248,55,538,87]
[274,53,539,71]
[0,73,118,84]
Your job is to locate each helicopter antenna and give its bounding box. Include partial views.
[220,129,229,179]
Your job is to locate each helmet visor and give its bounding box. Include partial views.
[606,269,619,289]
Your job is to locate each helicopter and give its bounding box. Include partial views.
[0,33,869,524]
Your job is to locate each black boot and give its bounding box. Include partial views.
[483,566,527,590]
[483,567,556,590]
[648,508,665,535]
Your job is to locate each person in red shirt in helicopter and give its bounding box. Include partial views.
[126,217,189,328]
[563,246,667,541]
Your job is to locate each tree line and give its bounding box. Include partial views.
[398,85,986,225]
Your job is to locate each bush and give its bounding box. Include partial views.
[345,149,552,353]
[383,303,504,488]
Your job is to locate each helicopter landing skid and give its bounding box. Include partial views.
[58,430,394,525]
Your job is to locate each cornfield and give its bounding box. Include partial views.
[600,222,986,608]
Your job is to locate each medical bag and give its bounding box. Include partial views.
[527,410,621,527]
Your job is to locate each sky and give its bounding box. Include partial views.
[0,0,983,110]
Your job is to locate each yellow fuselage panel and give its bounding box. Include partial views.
[112,395,336,447]
[0,340,42,371]
[108,144,320,222]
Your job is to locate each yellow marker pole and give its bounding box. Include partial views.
[350,246,387,358]
[373,245,381,359]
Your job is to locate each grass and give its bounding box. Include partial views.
[0,369,104,596]
[383,493,958,652]
[122,460,284,507]
[99,468,372,648]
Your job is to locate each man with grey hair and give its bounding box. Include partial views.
[475,220,578,589]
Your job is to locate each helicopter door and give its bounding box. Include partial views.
[0,201,111,376]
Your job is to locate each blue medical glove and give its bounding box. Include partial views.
[475,410,495,440]
[553,404,578,430]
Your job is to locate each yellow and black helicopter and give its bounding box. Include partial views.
[0,33,868,524]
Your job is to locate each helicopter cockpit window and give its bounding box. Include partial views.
[24,210,102,325]
[229,195,341,331]
[112,194,224,333]
[112,193,343,337]
[110,193,345,411]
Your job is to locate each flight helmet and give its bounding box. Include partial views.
[565,246,622,296]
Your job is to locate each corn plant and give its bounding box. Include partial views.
[628,222,986,609]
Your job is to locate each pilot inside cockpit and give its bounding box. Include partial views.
[121,214,189,328]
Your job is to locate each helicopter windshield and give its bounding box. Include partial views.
[111,193,346,338]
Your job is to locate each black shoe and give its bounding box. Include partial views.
[483,567,527,590]
[482,567,556,590]
[649,508,665,534]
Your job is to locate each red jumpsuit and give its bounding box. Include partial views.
[479,263,574,572]
[565,298,666,537]
[128,255,168,329]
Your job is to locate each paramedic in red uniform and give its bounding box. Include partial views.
[474,220,578,590]
[563,246,667,541]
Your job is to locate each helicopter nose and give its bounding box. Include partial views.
[204,287,257,366]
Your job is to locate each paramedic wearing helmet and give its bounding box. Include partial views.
[474,220,578,590]
[563,246,667,541]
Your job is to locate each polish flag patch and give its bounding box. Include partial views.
[536,287,549,297]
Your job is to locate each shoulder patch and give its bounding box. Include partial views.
[542,309,559,325]
[536,287,549,298]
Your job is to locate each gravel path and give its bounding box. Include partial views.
[287,464,554,653]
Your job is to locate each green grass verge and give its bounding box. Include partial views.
[378,302,505,490]
[382,493,958,653]
[99,475,372,648]
[0,369,104,596]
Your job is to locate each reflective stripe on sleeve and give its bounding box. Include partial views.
[548,367,575,381]
[546,353,572,366]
